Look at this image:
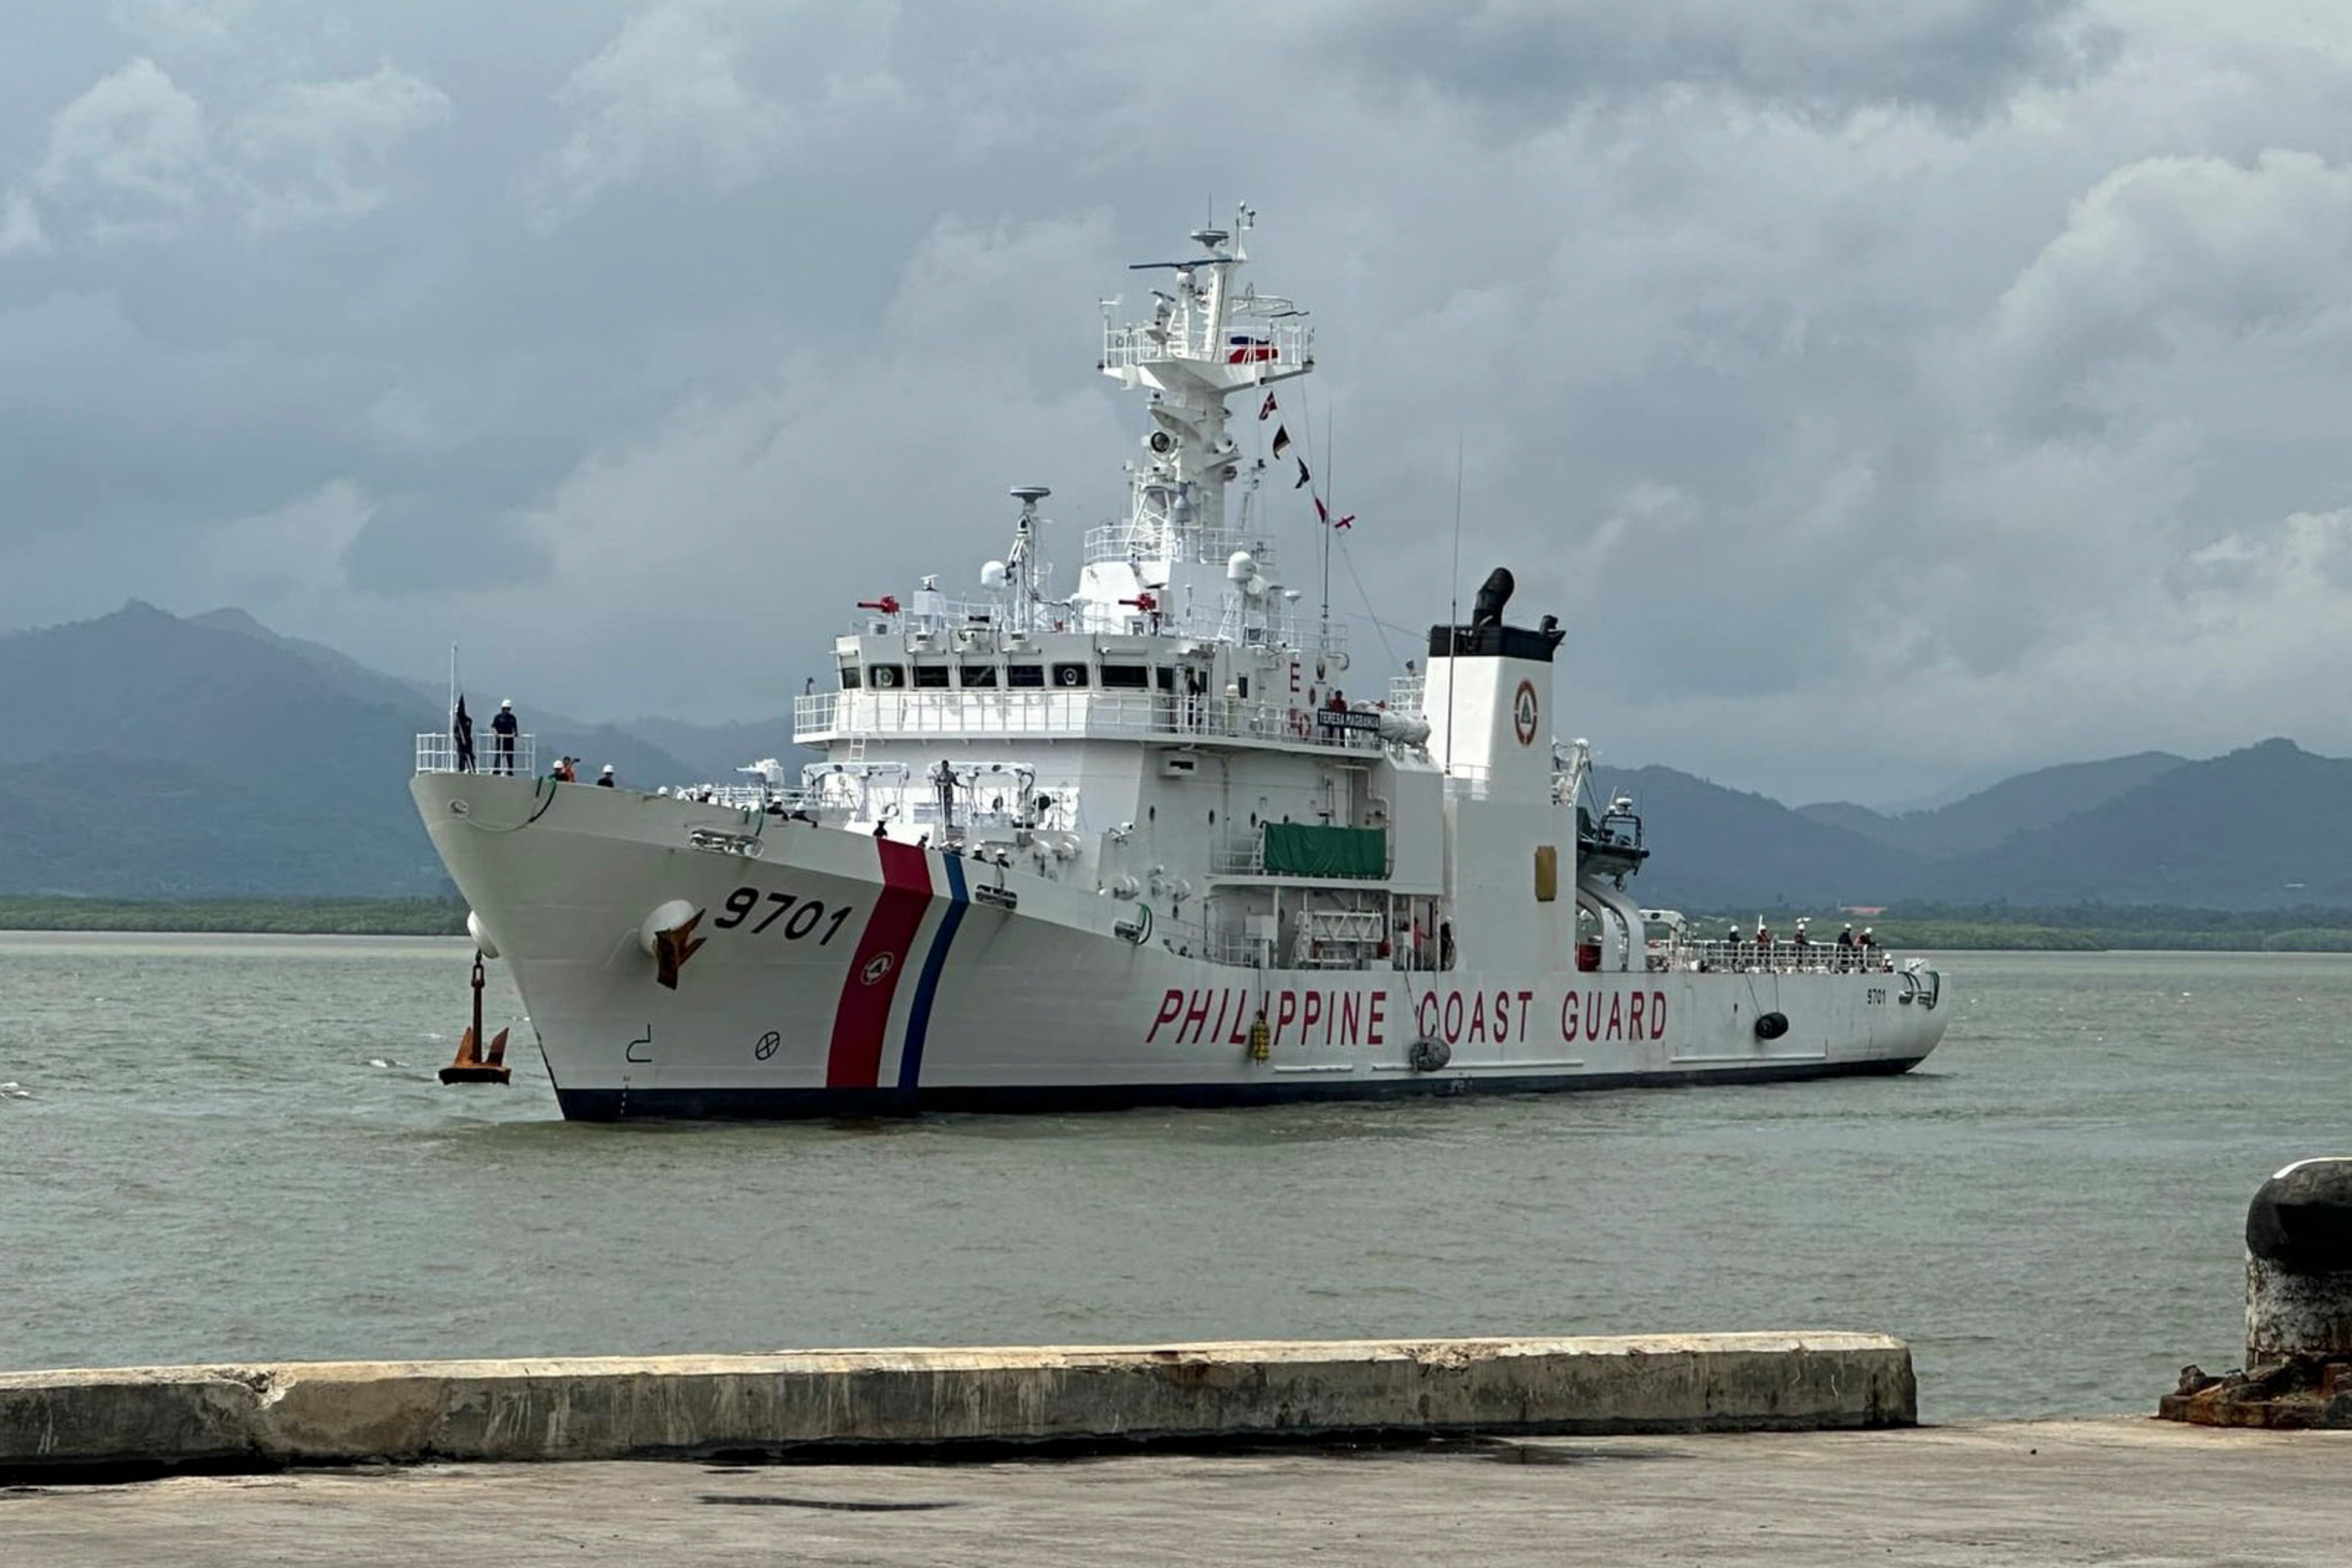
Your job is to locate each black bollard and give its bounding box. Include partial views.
[2246,1156,2352,1366]
[2160,1156,2352,1427]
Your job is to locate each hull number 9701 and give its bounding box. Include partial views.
[713,886,853,945]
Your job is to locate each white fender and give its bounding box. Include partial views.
[638,898,700,956]
[465,910,500,960]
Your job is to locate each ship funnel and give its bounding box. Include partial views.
[1422,565,1564,801]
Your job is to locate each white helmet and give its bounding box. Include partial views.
[500,698,513,709]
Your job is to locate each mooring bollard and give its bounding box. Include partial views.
[2246,1157,2352,1366]
[2160,1156,2352,1428]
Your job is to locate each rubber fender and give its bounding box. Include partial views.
[1754,1011,1790,1041]
[1408,1037,1451,1072]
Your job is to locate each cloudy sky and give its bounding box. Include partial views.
[5,0,2351,806]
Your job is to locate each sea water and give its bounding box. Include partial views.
[2,935,2345,1420]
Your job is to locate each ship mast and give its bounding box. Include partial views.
[1096,204,1315,636]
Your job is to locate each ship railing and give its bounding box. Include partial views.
[1082,520,1253,567]
[655,783,822,813]
[1387,674,1426,712]
[793,690,1387,753]
[1101,313,1311,377]
[416,731,535,777]
[1677,939,1895,975]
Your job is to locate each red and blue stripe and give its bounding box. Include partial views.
[823,841,970,1091]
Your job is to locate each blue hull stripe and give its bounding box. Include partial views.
[562,1054,1930,1122]
[896,853,968,1091]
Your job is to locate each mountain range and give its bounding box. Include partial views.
[0,603,807,896]
[1,602,2343,909]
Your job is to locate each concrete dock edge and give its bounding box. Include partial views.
[0,1332,1914,1479]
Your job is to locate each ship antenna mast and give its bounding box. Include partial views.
[1007,485,1051,636]
[1444,435,1464,771]
[1319,408,1335,655]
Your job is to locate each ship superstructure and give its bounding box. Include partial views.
[412,210,1947,1119]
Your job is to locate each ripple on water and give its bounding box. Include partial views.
[1,940,2345,1419]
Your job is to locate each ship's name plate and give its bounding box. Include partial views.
[1314,710,1381,732]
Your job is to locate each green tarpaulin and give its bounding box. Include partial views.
[1260,823,1387,878]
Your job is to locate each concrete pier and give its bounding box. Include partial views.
[0,1334,1911,1480]
[7,1420,2349,1567]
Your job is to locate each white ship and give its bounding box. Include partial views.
[413,209,1947,1120]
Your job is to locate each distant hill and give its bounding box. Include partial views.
[0,604,450,894]
[1797,752,2187,858]
[0,603,702,896]
[1588,741,2344,912]
[184,605,710,791]
[1587,765,1929,911]
[1935,739,2352,908]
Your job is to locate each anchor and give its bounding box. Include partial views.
[439,949,513,1085]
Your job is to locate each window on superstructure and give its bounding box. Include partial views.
[1007,664,1044,689]
[1101,664,1149,690]
[867,664,906,690]
[1051,663,1090,689]
[840,665,863,689]
[912,664,951,689]
[959,664,998,687]
[1155,668,1175,692]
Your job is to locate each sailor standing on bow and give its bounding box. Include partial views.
[491,699,519,775]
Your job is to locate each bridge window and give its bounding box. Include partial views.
[912,664,951,689]
[1007,664,1044,689]
[1101,664,1149,690]
[839,665,863,689]
[1050,663,1090,689]
[867,664,906,690]
[958,664,997,687]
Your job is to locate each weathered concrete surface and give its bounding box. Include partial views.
[0,1335,1910,1478]
[7,1419,2349,1567]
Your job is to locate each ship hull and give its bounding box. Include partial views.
[418,775,1949,1122]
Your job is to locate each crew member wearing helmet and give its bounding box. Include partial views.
[596,763,617,788]
[491,698,519,775]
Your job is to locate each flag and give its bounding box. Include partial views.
[1333,513,1355,530]
[1313,496,1327,523]
[1294,458,1311,489]
[1271,424,1291,458]
[1226,334,1276,363]
[452,694,476,772]
[1259,392,1277,420]
[453,693,473,766]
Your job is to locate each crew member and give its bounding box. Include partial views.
[596,764,617,788]
[491,698,519,775]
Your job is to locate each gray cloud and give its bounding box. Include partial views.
[4,0,2352,803]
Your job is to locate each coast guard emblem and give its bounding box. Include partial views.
[861,952,896,986]
[1513,680,1539,747]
